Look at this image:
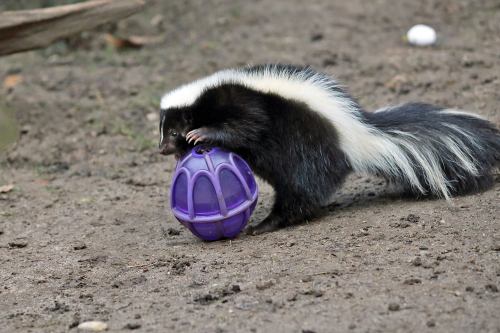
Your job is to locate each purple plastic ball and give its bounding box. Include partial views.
[170,146,258,241]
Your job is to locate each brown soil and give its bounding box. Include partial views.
[1,1,499,332]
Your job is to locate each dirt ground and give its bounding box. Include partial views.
[1,0,499,332]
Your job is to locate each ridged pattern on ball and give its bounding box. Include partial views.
[170,147,258,241]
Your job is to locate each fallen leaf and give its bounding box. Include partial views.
[0,184,14,193]
[150,14,164,28]
[104,33,164,49]
[79,197,92,204]
[34,179,50,186]
[384,74,408,90]
[105,34,140,49]
[3,74,23,90]
[128,35,164,46]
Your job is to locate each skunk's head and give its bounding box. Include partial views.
[158,107,192,158]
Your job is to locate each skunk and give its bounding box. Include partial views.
[159,64,500,234]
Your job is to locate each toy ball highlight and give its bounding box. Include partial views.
[170,146,258,241]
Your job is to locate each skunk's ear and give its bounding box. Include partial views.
[182,108,193,124]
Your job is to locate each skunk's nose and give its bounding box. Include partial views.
[159,147,168,155]
[159,141,175,155]
[158,145,170,155]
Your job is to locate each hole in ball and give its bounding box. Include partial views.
[194,146,212,154]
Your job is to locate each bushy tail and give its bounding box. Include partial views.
[361,103,500,199]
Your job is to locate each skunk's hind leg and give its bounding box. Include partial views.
[247,184,324,235]
[246,139,351,235]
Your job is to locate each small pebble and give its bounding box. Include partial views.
[124,323,141,330]
[73,242,87,250]
[485,284,498,292]
[388,303,400,311]
[300,288,324,297]
[256,279,275,290]
[310,33,324,42]
[77,321,108,331]
[403,278,422,285]
[167,228,181,236]
[426,319,436,327]
[411,257,422,266]
[69,320,80,329]
[20,125,31,135]
[8,241,27,248]
[300,275,313,283]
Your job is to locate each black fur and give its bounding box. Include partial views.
[159,65,500,234]
[161,82,350,234]
[363,103,500,196]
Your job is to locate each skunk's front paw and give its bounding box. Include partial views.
[246,216,282,235]
[186,127,214,145]
[186,128,209,145]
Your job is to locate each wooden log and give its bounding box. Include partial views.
[0,0,146,56]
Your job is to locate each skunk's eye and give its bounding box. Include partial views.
[170,130,178,137]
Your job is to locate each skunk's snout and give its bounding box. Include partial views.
[159,140,175,155]
[158,146,170,155]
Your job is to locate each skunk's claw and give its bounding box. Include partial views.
[186,128,211,145]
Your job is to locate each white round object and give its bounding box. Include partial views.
[406,24,436,46]
[77,321,108,331]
